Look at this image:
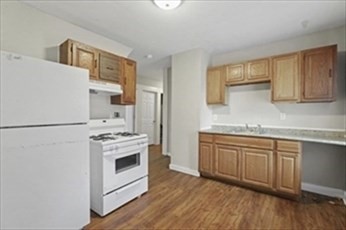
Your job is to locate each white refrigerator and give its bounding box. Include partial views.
[0,51,90,229]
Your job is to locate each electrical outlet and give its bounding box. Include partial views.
[213,115,218,121]
[280,113,286,120]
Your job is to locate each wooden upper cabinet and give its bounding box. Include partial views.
[271,53,300,102]
[225,59,270,85]
[207,66,226,104]
[60,39,138,105]
[72,42,99,80]
[122,58,136,104]
[59,39,122,84]
[246,58,271,83]
[301,45,337,102]
[99,52,121,84]
[111,58,136,105]
[225,63,245,85]
[60,39,99,80]
[206,44,337,105]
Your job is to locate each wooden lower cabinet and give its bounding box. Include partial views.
[199,134,214,176]
[214,145,241,181]
[199,133,302,198]
[199,142,213,176]
[241,148,274,189]
[276,140,302,196]
[276,152,300,195]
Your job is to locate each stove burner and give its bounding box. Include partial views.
[90,133,118,142]
[114,132,140,137]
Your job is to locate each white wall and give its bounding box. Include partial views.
[211,26,346,192]
[0,1,132,61]
[170,49,211,176]
[1,1,133,125]
[162,68,172,155]
[137,77,163,89]
[89,94,125,119]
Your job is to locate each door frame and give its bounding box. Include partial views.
[135,84,162,145]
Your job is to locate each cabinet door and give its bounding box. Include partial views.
[241,148,273,189]
[276,151,301,195]
[246,58,271,83]
[271,53,300,102]
[122,58,136,104]
[72,42,99,80]
[199,142,214,176]
[207,67,226,104]
[225,63,245,85]
[214,145,241,181]
[99,52,121,84]
[301,45,336,102]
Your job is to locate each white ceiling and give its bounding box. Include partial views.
[21,0,346,82]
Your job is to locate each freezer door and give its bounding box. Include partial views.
[0,125,90,229]
[0,51,89,127]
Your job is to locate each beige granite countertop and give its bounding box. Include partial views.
[200,125,346,146]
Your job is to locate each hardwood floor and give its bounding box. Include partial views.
[85,145,345,229]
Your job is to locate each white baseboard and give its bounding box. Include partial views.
[162,152,171,156]
[302,182,346,199]
[169,164,200,177]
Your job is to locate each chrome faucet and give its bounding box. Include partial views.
[257,124,262,134]
[245,123,249,132]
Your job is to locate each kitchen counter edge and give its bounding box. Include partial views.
[199,128,346,146]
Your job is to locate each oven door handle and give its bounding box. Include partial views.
[103,144,147,157]
[115,180,142,194]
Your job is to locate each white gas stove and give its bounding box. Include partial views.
[89,119,148,216]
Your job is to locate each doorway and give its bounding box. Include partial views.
[141,90,156,145]
[135,85,162,146]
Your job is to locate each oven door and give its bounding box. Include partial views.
[102,140,148,195]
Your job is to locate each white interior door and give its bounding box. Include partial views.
[141,91,156,145]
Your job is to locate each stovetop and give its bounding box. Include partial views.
[90,132,146,143]
[89,119,147,145]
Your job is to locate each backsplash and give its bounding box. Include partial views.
[90,93,125,119]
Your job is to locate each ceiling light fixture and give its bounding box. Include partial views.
[153,0,182,10]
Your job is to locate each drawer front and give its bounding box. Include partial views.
[277,140,301,153]
[215,135,274,150]
[199,133,213,143]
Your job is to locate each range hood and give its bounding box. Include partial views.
[89,80,122,96]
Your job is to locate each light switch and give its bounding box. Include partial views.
[280,113,286,120]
